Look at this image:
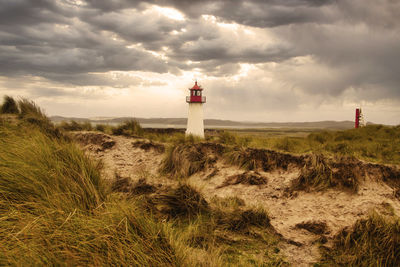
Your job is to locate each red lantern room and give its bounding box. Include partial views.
[186,81,206,103]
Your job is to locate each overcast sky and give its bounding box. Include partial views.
[0,0,399,124]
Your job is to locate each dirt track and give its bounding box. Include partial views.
[73,131,400,266]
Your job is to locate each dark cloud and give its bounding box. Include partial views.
[0,0,399,123]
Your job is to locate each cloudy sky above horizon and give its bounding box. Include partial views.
[0,0,399,124]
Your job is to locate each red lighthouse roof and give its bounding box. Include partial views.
[190,81,202,90]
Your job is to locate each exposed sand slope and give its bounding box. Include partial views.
[72,132,400,266]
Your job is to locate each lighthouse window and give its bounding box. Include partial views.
[196,91,201,96]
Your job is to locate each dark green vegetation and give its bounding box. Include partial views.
[0,96,286,266]
[318,212,400,266]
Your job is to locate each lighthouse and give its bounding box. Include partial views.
[355,108,366,128]
[186,81,206,138]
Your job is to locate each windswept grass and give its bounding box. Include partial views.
[224,146,304,172]
[58,120,93,131]
[159,142,224,178]
[0,123,105,212]
[0,95,18,114]
[318,213,400,266]
[0,97,288,266]
[112,119,144,137]
[150,184,210,220]
[290,154,361,193]
[0,117,183,266]
[224,125,400,164]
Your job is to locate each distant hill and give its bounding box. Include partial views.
[50,116,360,129]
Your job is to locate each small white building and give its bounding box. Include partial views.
[186,81,206,138]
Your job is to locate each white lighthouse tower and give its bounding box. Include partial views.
[186,81,206,138]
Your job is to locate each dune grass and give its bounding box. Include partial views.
[214,125,400,165]
[290,154,361,193]
[0,95,19,114]
[133,183,287,266]
[0,96,288,266]
[0,119,186,266]
[318,212,400,266]
[159,142,224,178]
[58,120,93,131]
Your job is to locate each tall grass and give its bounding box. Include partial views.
[0,119,184,266]
[290,154,361,193]
[58,120,93,131]
[0,95,19,114]
[0,123,105,212]
[112,119,144,137]
[230,125,400,164]
[159,142,224,178]
[135,182,286,265]
[318,213,400,266]
[0,99,287,266]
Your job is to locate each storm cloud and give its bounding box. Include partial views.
[0,0,399,124]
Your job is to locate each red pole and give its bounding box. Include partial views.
[355,108,360,128]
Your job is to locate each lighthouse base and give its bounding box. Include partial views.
[186,103,204,138]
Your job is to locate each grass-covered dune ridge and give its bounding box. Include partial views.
[0,118,182,265]
[0,96,286,265]
[2,95,400,266]
[318,212,400,266]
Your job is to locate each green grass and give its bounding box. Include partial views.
[318,212,400,266]
[214,125,400,165]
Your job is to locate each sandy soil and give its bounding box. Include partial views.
[72,132,400,266]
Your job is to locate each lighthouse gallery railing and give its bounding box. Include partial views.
[186,96,206,103]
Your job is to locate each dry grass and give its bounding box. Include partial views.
[150,184,210,220]
[318,213,400,266]
[217,171,267,188]
[112,119,144,137]
[295,220,329,235]
[224,146,304,172]
[0,95,19,114]
[132,140,165,153]
[160,142,224,178]
[290,154,362,193]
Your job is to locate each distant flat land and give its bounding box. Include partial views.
[51,116,358,131]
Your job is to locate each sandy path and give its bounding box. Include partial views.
[76,132,400,266]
